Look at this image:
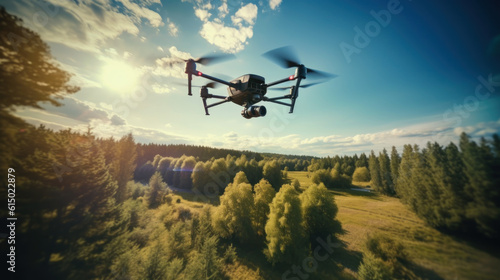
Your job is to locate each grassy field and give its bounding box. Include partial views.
[287,171,500,280]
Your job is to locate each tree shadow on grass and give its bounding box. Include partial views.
[329,238,363,274]
[449,232,500,259]
[404,261,444,280]
[330,188,384,201]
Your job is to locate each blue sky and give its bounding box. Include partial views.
[3,0,500,156]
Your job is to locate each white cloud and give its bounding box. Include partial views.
[194,119,500,156]
[167,19,179,37]
[190,2,258,53]
[116,0,163,27]
[11,0,162,53]
[218,2,229,18]
[151,84,173,94]
[34,96,132,129]
[152,46,193,79]
[232,3,258,25]
[199,21,254,53]
[58,61,102,89]
[123,51,132,59]
[269,0,283,10]
[195,9,211,22]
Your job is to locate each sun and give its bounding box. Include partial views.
[101,59,141,92]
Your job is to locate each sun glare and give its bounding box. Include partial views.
[101,60,140,92]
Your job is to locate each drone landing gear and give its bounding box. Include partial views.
[200,86,231,115]
[263,85,299,114]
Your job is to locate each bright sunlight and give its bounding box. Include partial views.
[101,59,141,92]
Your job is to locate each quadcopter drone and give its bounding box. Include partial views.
[170,46,337,119]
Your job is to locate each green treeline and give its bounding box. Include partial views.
[136,143,315,167]
[395,134,500,238]
[135,153,297,193]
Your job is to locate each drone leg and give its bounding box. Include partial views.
[188,73,192,96]
[202,98,210,115]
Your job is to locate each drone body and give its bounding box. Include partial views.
[178,47,336,119]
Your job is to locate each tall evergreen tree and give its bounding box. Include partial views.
[356,153,369,168]
[443,142,467,230]
[390,146,400,184]
[369,151,382,192]
[396,145,413,203]
[460,133,500,238]
[111,133,137,203]
[19,129,117,278]
[378,148,394,195]
[146,172,168,208]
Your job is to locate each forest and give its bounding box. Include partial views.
[1,6,500,279]
[2,123,499,279]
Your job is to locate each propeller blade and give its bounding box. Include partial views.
[306,68,338,80]
[268,82,324,91]
[172,81,220,88]
[156,56,185,67]
[262,46,301,68]
[195,53,236,66]
[204,82,218,88]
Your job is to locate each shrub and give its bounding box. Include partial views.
[358,234,412,280]
[353,167,371,182]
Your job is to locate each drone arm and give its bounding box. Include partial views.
[266,75,295,88]
[191,71,237,88]
[264,95,292,101]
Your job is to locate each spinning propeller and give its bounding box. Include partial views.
[262,46,337,80]
[164,53,236,67]
[268,82,323,91]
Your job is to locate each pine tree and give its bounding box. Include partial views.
[185,235,224,280]
[146,172,167,208]
[421,142,447,227]
[356,153,369,168]
[396,145,413,203]
[111,133,137,203]
[20,129,118,278]
[390,146,400,184]
[460,133,500,238]
[378,148,394,195]
[369,151,382,192]
[443,142,466,230]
